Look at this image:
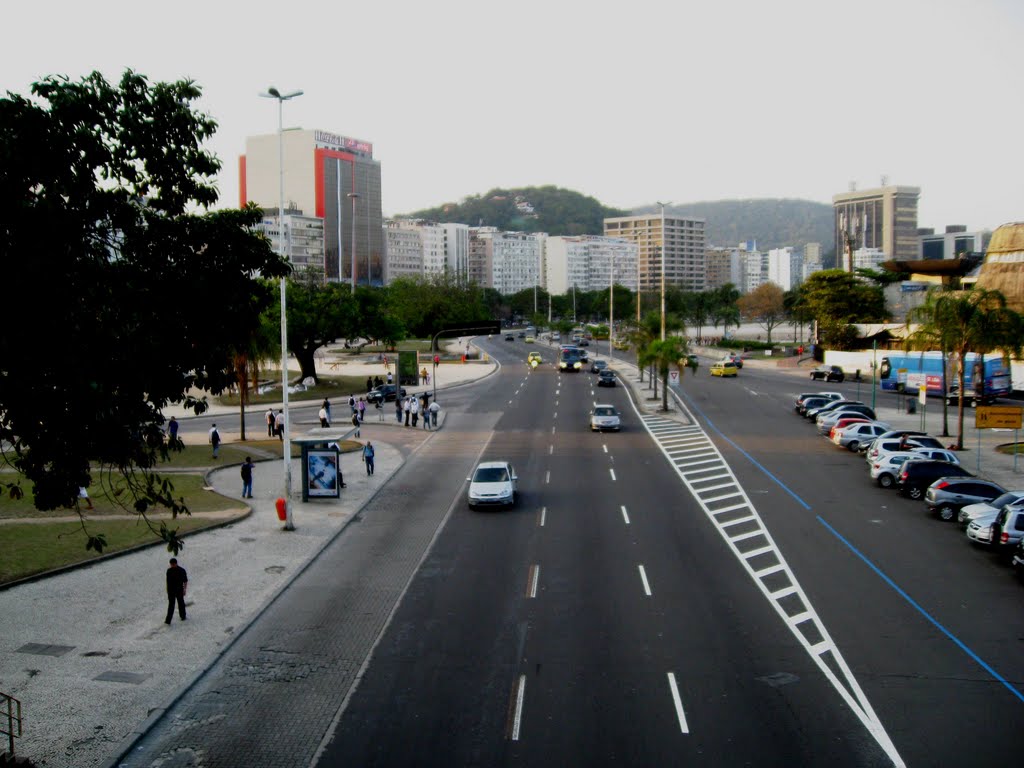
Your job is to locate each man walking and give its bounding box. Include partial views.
[265,408,275,437]
[240,456,255,498]
[410,396,419,428]
[395,397,403,424]
[404,397,411,427]
[322,397,332,424]
[362,441,375,475]
[318,404,330,428]
[358,397,366,422]
[209,424,221,459]
[351,410,361,438]
[429,399,440,428]
[275,410,285,440]
[167,416,179,444]
[165,557,188,624]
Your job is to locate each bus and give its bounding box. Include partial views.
[878,351,1011,403]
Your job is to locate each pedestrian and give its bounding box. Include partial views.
[240,456,255,498]
[165,557,188,625]
[410,395,420,427]
[366,376,373,392]
[375,399,383,421]
[209,423,221,459]
[351,410,361,438]
[362,441,375,475]
[349,394,357,414]
[421,394,431,430]
[265,408,275,437]
[318,404,330,428]
[374,375,383,388]
[395,397,403,424]
[78,486,94,511]
[167,416,179,443]
[386,370,393,385]
[275,410,285,440]
[403,397,411,426]
[322,398,332,424]
[358,397,366,422]
[421,367,428,384]
[429,399,440,428]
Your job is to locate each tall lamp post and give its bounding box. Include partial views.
[348,192,360,293]
[260,85,303,532]
[656,201,671,341]
[609,251,615,366]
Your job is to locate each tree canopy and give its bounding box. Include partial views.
[737,282,787,343]
[797,270,887,349]
[0,71,289,549]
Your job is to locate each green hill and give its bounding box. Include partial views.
[406,188,835,263]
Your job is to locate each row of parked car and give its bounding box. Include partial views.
[794,390,1024,578]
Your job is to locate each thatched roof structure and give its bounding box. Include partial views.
[974,222,1024,313]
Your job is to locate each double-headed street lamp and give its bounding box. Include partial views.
[260,85,303,531]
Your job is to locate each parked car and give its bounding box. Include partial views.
[577,338,589,346]
[797,396,831,416]
[590,404,621,432]
[816,406,877,434]
[828,416,873,438]
[832,421,891,451]
[710,360,739,377]
[864,436,946,463]
[806,399,863,420]
[810,365,845,382]
[871,453,920,488]
[597,370,617,387]
[966,504,1024,548]
[958,491,1024,527]
[795,392,843,413]
[467,461,518,510]
[366,384,407,404]
[924,478,1005,521]
[897,460,973,499]
[1011,537,1024,577]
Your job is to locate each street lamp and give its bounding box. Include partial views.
[656,201,671,341]
[260,85,303,532]
[609,250,615,366]
[348,192,360,293]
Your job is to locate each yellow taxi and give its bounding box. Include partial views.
[525,335,535,343]
[710,359,739,377]
[527,352,542,367]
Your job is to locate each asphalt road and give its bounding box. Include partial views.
[118,336,1024,767]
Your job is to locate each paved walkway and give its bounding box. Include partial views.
[0,348,496,768]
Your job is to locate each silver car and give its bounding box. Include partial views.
[831,421,890,451]
[590,404,621,432]
[966,505,1024,547]
[958,490,1024,527]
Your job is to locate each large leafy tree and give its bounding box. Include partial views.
[0,71,289,550]
[387,273,490,340]
[737,282,787,343]
[799,269,887,349]
[282,280,360,383]
[639,336,691,412]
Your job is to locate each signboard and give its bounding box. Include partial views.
[669,370,680,388]
[975,406,1023,429]
[306,449,341,498]
[398,350,418,386]
[313,130,373,155]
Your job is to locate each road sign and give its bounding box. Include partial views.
[975,406,1023,429]
[669,370,680,388]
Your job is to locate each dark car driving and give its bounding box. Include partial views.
[810,365,845,382]
[366,384,407,404]
[597,369,617,387]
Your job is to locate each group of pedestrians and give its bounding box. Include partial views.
[393,393,439,429]
[264,408,286,440]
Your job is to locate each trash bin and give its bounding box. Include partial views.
[906,399,916,414]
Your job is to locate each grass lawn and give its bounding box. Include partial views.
[217,375,369,407]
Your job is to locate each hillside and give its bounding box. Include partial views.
[405,188,835,263]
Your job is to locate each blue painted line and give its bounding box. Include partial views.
[676,389,1024,705]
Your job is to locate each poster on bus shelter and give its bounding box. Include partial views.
[306,449,340,498]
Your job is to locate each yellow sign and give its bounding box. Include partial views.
[975,406,1023,429]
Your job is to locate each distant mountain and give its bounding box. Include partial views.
[406,186,629,237]
[405,189,835,263]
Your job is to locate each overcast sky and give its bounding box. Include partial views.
[4,0,1021,232]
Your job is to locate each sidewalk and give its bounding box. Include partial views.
[0,348,497,768]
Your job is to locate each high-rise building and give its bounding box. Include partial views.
[255,209,325,274]
[603,214,706,292]
[240,129,383,285]
[832,184,920,266]
[918,225,991,260]
[469,228,545,294]
[766,247,802,291]
[705,247,744,290]
[383,221,424,283]
[546,236,638,294]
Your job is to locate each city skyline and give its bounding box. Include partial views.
[3,0,1021,232]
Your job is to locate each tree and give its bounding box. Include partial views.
[387,274,490,339]
[281,280,359,383]
[737,283,786,343]
[799,270,887,348]
[908,288,1023,449]
[639,336,690,412]
[905,288,957,437]
[708,284,741,333]
[0,71,289,551]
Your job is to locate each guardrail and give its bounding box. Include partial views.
[1,691,22,758]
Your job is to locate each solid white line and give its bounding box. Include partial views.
[755,563,786,577]
[552,426,556,434]
[621,505,630,524]
[545,470,550,484]
[772,585,798,599]
[638,565,652,596]
[720,515,757,528]
[553,412,557,419]
[704,491,744,504]
[667,673,690,733]
[528,565,540,598]
[711,502,748,515]
[603,444,608,453]
[539,507,546,527]
[549,445,553,455]
[511,674,526,740]
[609,468,617,481]
[730,529,764,543]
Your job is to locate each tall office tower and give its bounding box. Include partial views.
[240,129,383,285]
[603,214,706,292]
[546,236,638,294]
[832,184,920,267]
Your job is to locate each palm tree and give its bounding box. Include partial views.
[911,288,1023,449]
[641,336,691,412]
[905,288,956,437]
[627,312,661,385]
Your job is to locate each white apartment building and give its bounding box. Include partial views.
[546,236,638,294]
[766,247,802,291]
[705,247,745,290]
[257,211,325,274]
[603,214,706,292]
[420,223,447,275]
[744,248,767,293]
[443,223,470,282]
[383,221,424,283]
[853,247,887,270]
[471,228,544,294]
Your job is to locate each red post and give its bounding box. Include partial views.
[275,497,287,521]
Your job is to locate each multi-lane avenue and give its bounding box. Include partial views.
[124,335,1024,767]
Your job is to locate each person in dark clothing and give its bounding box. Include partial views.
[240,457,255,498]
[167,416,179,443]
[366,376,373,392]
[362,441,375,475]
[165,558,188,624]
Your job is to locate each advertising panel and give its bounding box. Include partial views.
[306,449,340,498]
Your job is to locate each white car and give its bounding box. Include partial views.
[831,422,891,451]
[958,490,1024,527]
[870,453,922,488]
[590,404,621,432]
[865,439,954,466]
[467,461,518,510]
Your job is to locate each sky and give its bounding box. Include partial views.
[4,0,1022,232]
